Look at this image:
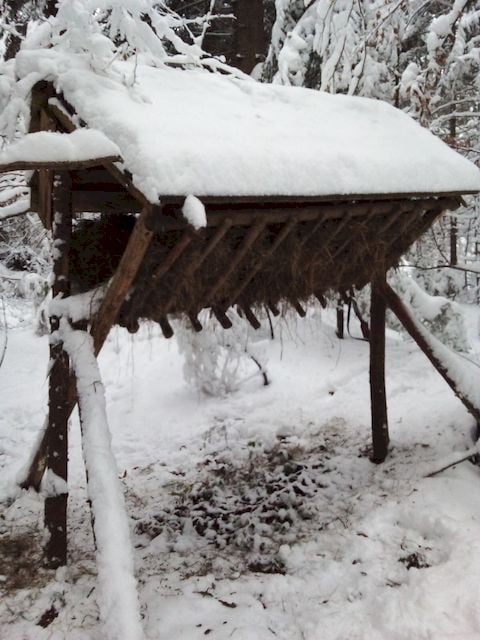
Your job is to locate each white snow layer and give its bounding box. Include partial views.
[15,50,480,201]
[0,129,121,166]
[60,321,144,640]
[182,195,207,229]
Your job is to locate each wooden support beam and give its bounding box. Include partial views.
[369,274,389,463]
[44,171,72,568]
[379,280,480,424]
[203,218,266,306]
[0,156,122,173]
[91,205,155,354]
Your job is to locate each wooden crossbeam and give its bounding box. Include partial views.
[200,197,460,229]
[0,156,122,173]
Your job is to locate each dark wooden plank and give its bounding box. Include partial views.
[369,274,389,463]
[91,205,155,354]
[0,156,122,173]
[44,171,72,568]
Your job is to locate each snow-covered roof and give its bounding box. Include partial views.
[14,51,480,202]
[0,130,121,168]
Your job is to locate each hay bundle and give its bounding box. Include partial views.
[68,206,429,328]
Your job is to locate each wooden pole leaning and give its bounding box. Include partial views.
[44,171,73,567]
[20,204,155,492]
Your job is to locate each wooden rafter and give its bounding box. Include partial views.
[91,205,155,353]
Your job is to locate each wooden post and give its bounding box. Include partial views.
[369,274,389,463]
[336,302,344,339]
[44,172,72,567]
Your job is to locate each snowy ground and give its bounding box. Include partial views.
[1,302,480,639]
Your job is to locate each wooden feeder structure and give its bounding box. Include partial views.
[1,57,480,578]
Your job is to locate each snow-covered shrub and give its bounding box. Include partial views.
[0,214,50,300]
[176,310,269,396]
[355,271,469,353]
[388,271,469,352]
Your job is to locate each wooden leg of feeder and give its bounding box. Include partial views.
[369,275,389,463]
[336,302,344,339]
[44,172,72,568]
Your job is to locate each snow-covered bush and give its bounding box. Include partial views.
[176,310,269,396]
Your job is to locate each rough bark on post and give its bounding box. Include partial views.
[44,172,72,568]
[369,274,389,463]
